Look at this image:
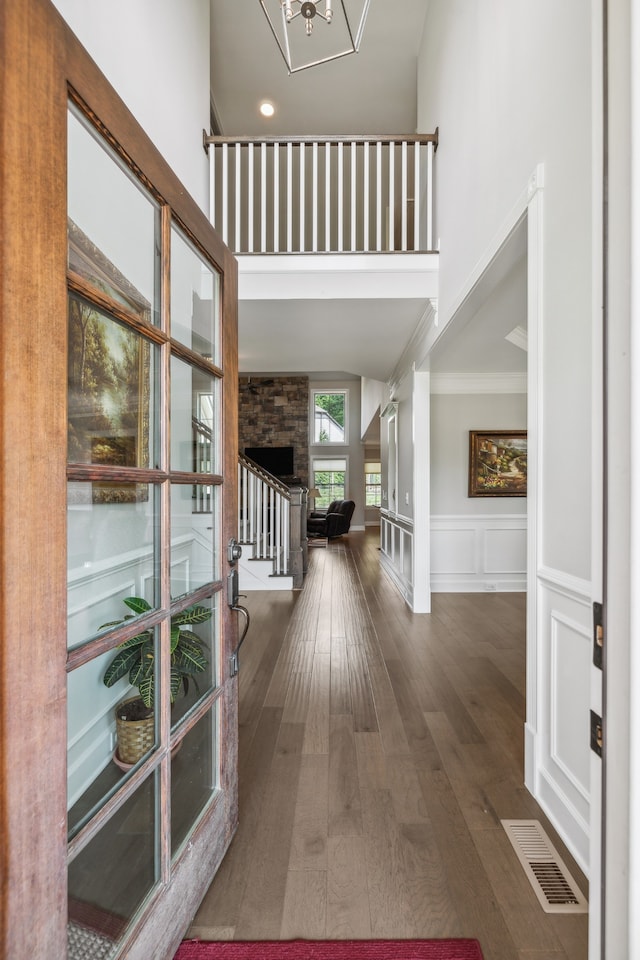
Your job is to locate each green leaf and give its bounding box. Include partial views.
[102,596,210,705]
[117,631,152,650]
[169,670,182,703]
[173,640,207,673]
[172,605,212,627]
[137,671,155,708]
[123,596,152,615]
[99,614,135,630]
[128,649,153,691]
[103,646,142,687]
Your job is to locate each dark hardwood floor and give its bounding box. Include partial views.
[188,529,589,959]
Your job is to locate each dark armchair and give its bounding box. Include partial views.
[307,500,355,540]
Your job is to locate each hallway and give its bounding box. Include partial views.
[189,530,588,959]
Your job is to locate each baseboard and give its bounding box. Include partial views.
[536,769,590,877]
[524,721,537,793]
[431,578,527,593]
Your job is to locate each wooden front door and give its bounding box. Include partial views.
[1,2,239,957]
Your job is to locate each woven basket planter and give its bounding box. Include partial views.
[115,697,155,765]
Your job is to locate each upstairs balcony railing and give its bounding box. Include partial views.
[205,132,438,255]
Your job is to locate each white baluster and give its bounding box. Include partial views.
[376,141,382,252]
[284,498,290,575]
[261,141,267,253]
[426,141,434,251]
[388,140,395,252]
[325,141,331,252]
[273,143,279,253]
[414,140,420,251]
[299,142,306,253]
[222,142,229,245]
[351,141,357,252]
[287,141,293,253]
[248,143,254,254]
[337,140,343,252]
[401,140,407,252]
[275,494,281,574]
[235,142,241,252]
[312,142,318,253]
[210,141,216,230]
[363,142,370,253]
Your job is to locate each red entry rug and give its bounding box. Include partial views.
[174,940,484,960]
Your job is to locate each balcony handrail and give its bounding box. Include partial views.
[208,131,438,256]
[204,132,439,150]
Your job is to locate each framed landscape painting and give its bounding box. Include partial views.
[469,430,527,497]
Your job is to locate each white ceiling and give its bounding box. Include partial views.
[209,1,429,136]
[239,297,430,380]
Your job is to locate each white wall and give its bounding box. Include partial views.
[418,0,592,581]
[360,377,386,439]
[51,0,210,210]
[430,393,527,592]
[431,393,527,516]
[417,0,597,891]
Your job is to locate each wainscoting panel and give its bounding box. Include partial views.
[431,514,526,592]
[380,511,414,607]
[431,526,476,575]
[533,567,592,873]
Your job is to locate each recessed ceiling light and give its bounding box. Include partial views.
[259,101,275,118]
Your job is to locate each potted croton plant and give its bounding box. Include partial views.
[102,596,211,767]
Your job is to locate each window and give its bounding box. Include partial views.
[312,390,347,444]
[312,457,347,507]
[365,461,382,507]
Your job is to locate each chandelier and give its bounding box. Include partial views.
[258,0,371,74]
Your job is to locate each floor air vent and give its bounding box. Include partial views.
[501,819,588,914]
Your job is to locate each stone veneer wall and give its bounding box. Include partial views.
[238,376,309,488]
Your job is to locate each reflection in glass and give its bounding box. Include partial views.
[171,226,220,363]
[171,595,218,729]
[171,484,218,597]
[67,631,159,838]
[67,482,159,649]
[67,772,158,959]
[67,109,159,324]
[171,356,219,474]
[171,707,218,856]
[68,295,157,471]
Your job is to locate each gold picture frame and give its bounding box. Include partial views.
[68,294,150,503]
[469,430,527,497]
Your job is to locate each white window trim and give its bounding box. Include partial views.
[310,389,349,446]
[311,455,349,504]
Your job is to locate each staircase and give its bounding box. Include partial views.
[237,454,308,591]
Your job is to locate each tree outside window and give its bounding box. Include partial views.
[313,391,347,444]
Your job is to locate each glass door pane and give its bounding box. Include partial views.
[65,94,234,958]
[68,772,159,959]
[171,226,221,364]
[68,108,160,325]
[171,708,218,856]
